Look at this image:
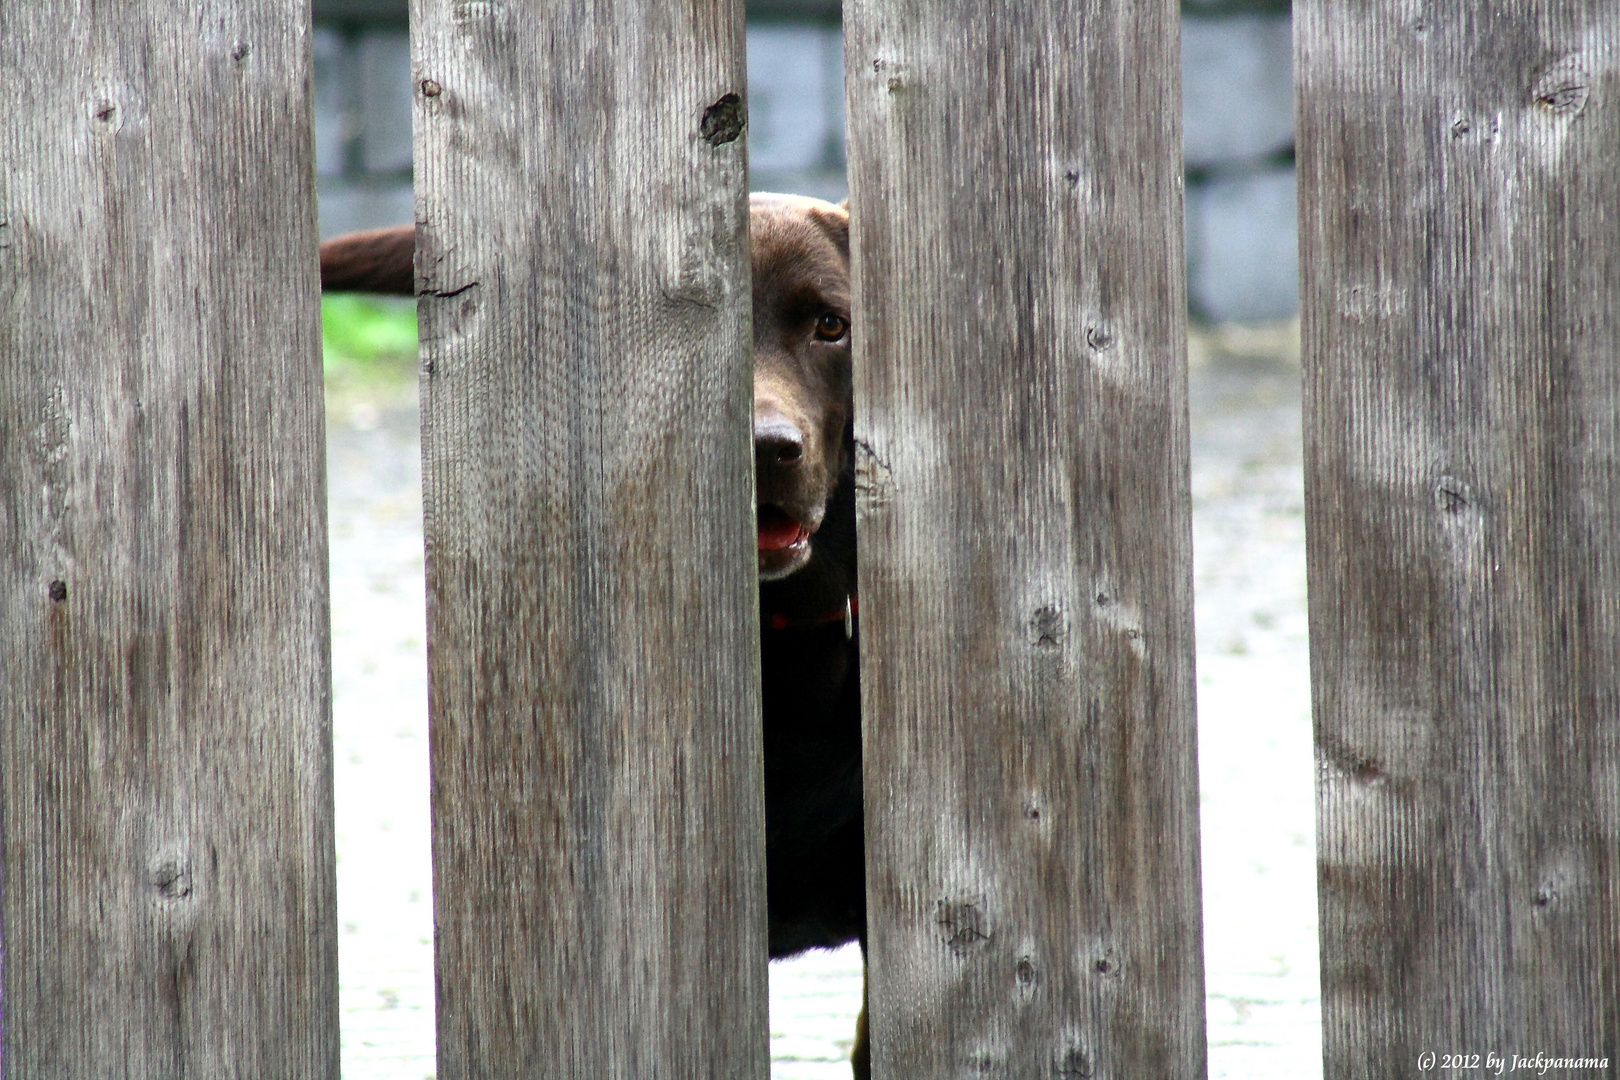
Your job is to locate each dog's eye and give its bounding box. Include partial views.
[814,313,849,342]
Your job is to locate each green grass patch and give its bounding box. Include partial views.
[322,294,419,385]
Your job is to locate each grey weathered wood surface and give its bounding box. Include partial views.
[844,2,1207,1076]
[1298,5,1620,1077]
[411,1,768,1077]
[0,3,338,1077]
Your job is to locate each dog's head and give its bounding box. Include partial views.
[750,193,853,583]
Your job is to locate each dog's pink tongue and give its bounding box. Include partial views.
[758,508,807,551]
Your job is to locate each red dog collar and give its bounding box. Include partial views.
[764,595,858,638]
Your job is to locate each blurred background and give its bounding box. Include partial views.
[314,2,1317,1078]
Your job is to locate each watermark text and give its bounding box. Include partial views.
[1418,1051,1610,1075]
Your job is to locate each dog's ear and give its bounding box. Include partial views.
[320,224,415,296]
[813,201,850,259]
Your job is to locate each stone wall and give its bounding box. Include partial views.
[1182,11,1296,321]
[313,1,1297,321]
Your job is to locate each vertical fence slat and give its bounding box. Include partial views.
[845,1,1206,1076]
[411,1,767,1077]
[1299,4,1620,1075]
[0,3,337,1077]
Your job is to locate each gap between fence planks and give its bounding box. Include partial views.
[0,2,338,1077]
[844,1,1208,1076]
[1298,4,1620,1076]
[410,0,769,1077]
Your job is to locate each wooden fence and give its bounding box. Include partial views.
[0,2,1614,1079]
[1298,3,1619,1074]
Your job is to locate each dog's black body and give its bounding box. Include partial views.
[320,193,869,1075]
[758,460,864,960]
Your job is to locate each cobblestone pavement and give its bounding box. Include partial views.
[326,324,1319,1079]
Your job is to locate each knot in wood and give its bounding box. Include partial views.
[701,93,746,147]
[151,861,193,901]
[1028,604,1067,649]
[1055,1046,1094,1079]
[1533,58,1590,117]
[935,898,990,954]
[854,439,895,522]
[1323,737,1386,787]
[873,57,909,93]
[1434,475,1474,515]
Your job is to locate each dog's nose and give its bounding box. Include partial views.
[754,415,804,467]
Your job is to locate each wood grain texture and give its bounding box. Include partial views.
[844,2,1206,1076]
[0,3,338,1077]
[1298,4,1620,1076]
[410,1,768,1077]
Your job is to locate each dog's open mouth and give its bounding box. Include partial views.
[758,505,810,551]
[757,504,814,580]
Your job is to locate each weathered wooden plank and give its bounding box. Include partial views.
[0,3,338,1077]
[844,2,1207,1076]
[410,1,768,1077]
[1298,4,1620,1076]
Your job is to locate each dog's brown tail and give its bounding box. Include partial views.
[320,224,415,296]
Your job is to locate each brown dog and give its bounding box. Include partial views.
[320,194,869,1077]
